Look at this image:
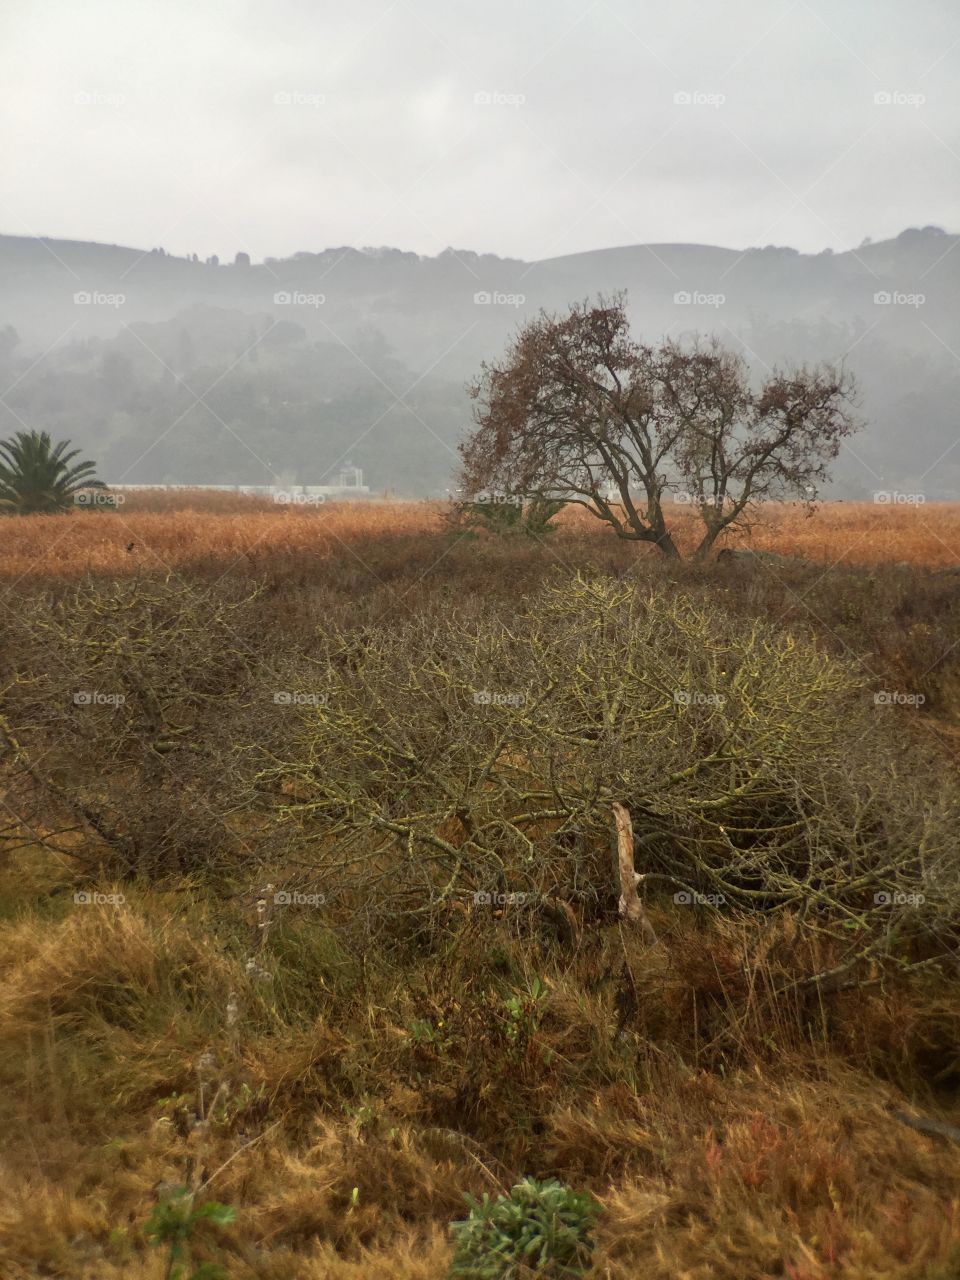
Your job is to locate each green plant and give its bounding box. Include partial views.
[519,498,566,536]
[503,976,548,1046]
[449,1176,600,1278]
[143,1186,237,1280]
[409,1016,444,1045]
[0,429,106,514]
[457,496,565,537]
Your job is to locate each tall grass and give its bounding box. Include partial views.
[0,499,958,582]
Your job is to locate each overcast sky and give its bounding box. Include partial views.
[3,0,958,263]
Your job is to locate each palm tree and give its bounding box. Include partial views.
[0,430,107,514]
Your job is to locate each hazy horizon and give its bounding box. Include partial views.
[4,0,959,263]
[2,0,959,499]
[3,227,949,264]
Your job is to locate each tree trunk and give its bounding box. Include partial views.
[612,802,658,944]
[655,528,681,558]
[691,524,722,562]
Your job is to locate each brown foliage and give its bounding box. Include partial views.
[460,295,860,558]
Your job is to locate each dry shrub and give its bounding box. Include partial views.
[0,575,266,878]
[264,574,959,975]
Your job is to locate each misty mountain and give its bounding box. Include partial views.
[1,226,958,497]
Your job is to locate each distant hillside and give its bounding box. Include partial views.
[0,227,957,496]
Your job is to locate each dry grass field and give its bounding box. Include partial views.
[1,495,959,1280]
[0,495,957,582]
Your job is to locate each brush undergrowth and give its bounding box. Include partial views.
[0,514,959,1278]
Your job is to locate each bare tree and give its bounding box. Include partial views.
[460,295,860,559]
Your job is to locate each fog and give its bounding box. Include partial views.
[1,0,958,497]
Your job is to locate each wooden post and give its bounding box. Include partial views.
[612,801,657,945]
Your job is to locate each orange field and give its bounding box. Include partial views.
[0,494,958,581]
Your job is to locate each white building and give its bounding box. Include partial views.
[113,464,371,499]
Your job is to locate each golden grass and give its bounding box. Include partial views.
[559,500,960,566]
[0,500,957,582]
[0,500,444,581]
[1,842,959,1279]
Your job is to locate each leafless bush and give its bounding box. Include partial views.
[0,575,265,877]
[2,569,956,983]
[259,575,959,971]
